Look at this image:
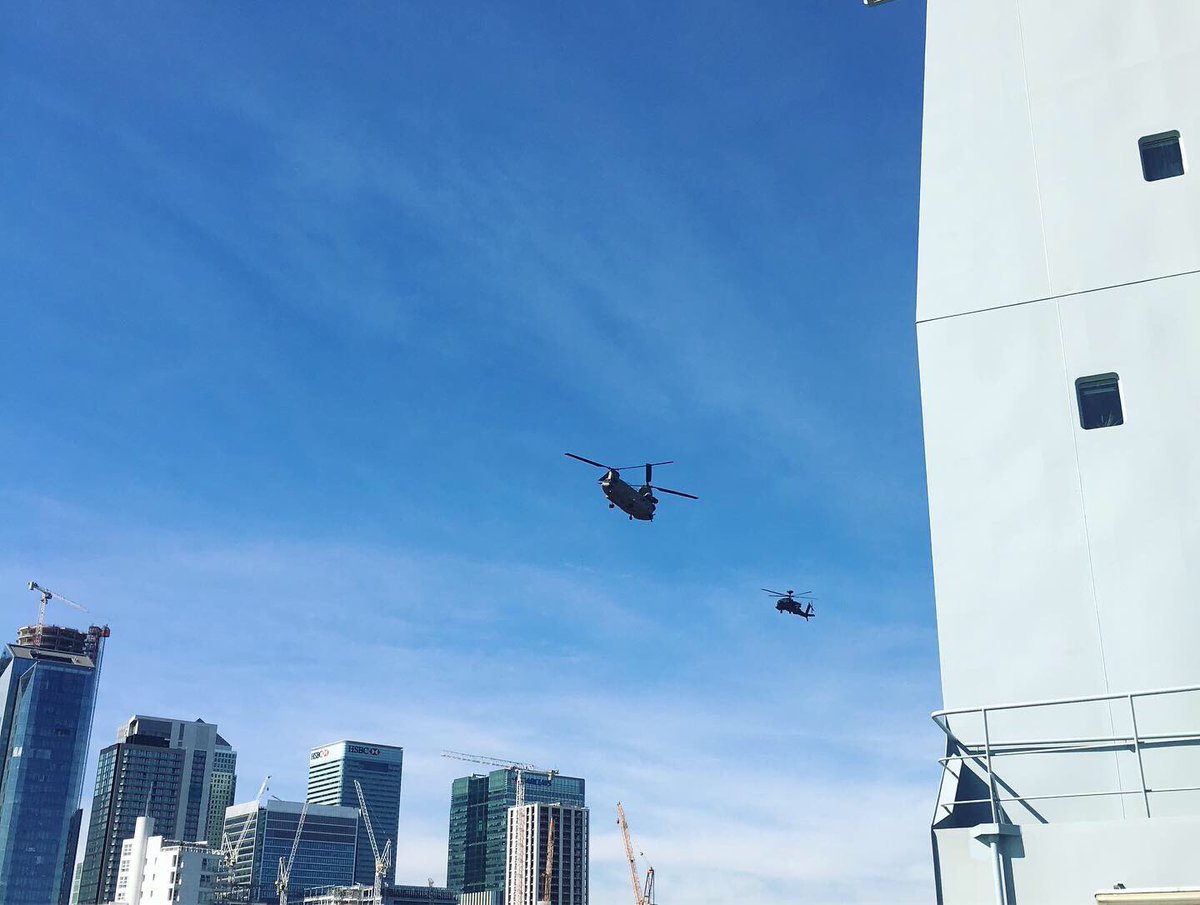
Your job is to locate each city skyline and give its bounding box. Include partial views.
[1,3,934,904]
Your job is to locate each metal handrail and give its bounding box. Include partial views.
[939,784,1200,812]
[939,729,1200,760]
[932,683,1200,823]
[933,683,1200,721]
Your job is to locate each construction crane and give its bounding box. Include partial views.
[617,803,655,905]
[276,801,310,905]
[26,581,89,645]
[354,779,393,905]
[539,815,556,905]
[219,776,270,902]
[440,751,558,807]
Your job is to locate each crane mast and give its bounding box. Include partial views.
[354,779,393,905]
[539,815,556,905]
[26,581,89,647]
[219,775,270,903]
[616,803,654,905]
[617,803,644,905]
[276,801,310,905]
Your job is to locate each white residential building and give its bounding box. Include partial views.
[504,803,587,905]
[111,816,220,904]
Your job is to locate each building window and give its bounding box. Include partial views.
[1139,131,1184,181]
[1076,373,1124,429]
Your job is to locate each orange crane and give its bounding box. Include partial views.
[539,815,556,905]
[616,803,655,905]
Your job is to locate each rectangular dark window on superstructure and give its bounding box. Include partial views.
[1076,373,1124,430]
[1139,131,1184,181]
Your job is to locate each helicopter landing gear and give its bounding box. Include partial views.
[609,503,615,509]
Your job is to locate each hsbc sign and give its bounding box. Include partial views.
[310,743,387,761]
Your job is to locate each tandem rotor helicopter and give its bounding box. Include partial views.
[565,453,698,521]
[762,588,816,620]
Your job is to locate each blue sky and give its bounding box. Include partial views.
[2,2,933,903]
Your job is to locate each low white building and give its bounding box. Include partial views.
[112,815,221,905]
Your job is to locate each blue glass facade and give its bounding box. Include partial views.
[78,736,185,904]
[224,800,359,904]
[445,770,586,897]
[307,740,403,887]
[0,630,105,905]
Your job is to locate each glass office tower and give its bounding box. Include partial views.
[223,799,359,903]
[79,716,234,904]
[0,624,108,905]
[446,770,585,899]
[307,740,403,887]
[207,739,238,849]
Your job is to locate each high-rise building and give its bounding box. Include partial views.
[307,740,403,887]
[207,738,238,850]
[446,771,585,899]
[223,799,359,904]
[504,803,588,905]
[910,1,1200,902]
[0,623,108,905]
[79,716,233,904]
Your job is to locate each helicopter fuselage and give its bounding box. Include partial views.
[776,598,814,619]
[600,471,657,521]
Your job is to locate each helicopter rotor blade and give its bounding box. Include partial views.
[650,485,698,500]
[611,460,673,473]
[565,453,613,470]
[761,588,787,597]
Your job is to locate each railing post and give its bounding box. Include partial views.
[982,708,998,824]
[1129,694,1151,818]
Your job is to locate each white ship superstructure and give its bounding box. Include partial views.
[914,2,1200,903]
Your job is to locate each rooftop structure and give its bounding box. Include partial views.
[302,883,457,905]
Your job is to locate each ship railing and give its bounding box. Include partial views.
[931,683,1200,822]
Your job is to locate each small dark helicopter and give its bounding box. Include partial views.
[762,588,815,620]
[565,453,698,521]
